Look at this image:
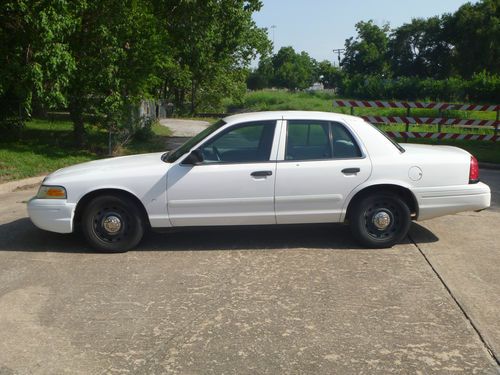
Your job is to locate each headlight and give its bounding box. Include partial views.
[36,185,67,199]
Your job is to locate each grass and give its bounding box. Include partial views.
[0,118,172,183]
[226,90,500,163]
[121,121,172,155]
[233,90,335,112]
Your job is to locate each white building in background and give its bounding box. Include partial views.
[307,82,324,91]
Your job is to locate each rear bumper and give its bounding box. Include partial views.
[413,182,491,221]
[27,198,76,233]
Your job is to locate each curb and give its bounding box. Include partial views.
[0,175,46,195]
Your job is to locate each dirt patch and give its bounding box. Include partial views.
[13,183,40,192]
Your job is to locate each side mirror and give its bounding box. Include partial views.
[182,149,204,165]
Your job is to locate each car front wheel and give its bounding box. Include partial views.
[81,195,145,252]
[349,193,411,248]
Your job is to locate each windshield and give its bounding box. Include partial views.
[164,120,226,163]
[365,121,406,153]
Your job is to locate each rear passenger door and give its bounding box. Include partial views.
[274,120,371,224]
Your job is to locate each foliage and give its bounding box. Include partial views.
[158,0,270,113]
[247,0,500,105]
[444,0,500,78]
[0,1,76,123]
[465,71,500,103]
[0,0,270,146]
[316,61,344,89]
[338,73,500,102]
[341,21,391,77]
[341,0,500,82]
[66,0,166,146]
[247,57,273,90]
[248,46,318,91]
[271,47,317,90]
[388,17,453,79]
[230,90,336,112]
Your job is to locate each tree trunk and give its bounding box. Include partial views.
[69,98,85,147]
[190,80,197,114]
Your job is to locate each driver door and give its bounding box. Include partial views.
[166,120,280,226]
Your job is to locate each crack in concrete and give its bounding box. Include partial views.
[408,234,500,368]
[129,260,239,374]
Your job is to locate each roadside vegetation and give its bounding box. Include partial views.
[231,91,499,123]
[0,118,171,182]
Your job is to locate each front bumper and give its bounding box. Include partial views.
[413,181,491,221]
[27,198,76,233]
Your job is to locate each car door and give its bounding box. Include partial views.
[166,120,281,226]
[275,119,371,224]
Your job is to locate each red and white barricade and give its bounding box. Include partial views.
[333,100,500,142]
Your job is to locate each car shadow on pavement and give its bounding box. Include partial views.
[408,222,440,244]
[0,218,438,253]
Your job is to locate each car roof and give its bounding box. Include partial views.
[222,111,358,125]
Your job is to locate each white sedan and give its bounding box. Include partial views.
[28,111,491,252]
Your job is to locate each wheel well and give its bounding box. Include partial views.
[345,184,418,221]
[73,189,150,229]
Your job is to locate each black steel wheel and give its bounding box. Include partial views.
[81,195,145,252]
[350,193,411,248]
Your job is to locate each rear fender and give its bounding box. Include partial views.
[341,179,415,222]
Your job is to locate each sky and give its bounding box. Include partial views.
[252,0,478,64]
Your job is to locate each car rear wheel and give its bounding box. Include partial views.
[349,193,411,248]
[81,195,145,252]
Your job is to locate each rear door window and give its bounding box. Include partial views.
[286,121,331,160]
[285,120,362,160]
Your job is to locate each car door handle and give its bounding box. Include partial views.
[342,168,360,174]
[251,170,273,177]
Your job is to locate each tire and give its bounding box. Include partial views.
[81,195,145,252]
[349,193,411,248]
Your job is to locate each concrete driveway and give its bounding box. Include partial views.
[159,118,210,151]
[0,171,499,374]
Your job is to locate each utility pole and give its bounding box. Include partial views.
[332,48,345,67]
[270,25,277,53]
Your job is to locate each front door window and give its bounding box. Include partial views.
[200,121,276,163]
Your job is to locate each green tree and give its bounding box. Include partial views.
[247,56,274,90]
[67,0,165,146]
[388,17,453,79]
[316,60,343,89]
[271,47,317,90]
[157,0,270,112]
[444,0,500,78]
[341,20,390,76]
[0,1,76,127]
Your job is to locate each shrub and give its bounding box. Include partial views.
[338,73,500,103]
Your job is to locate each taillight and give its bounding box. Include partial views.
[469,155,479,184]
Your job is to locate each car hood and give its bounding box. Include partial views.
[47,152,168,181]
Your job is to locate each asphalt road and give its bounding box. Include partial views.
[0,171,499,374]
[482,168,500,211]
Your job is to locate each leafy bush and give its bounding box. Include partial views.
[338,73,500,103]
[466,71,500,103]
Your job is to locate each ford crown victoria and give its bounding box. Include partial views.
[28,111,491,252]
